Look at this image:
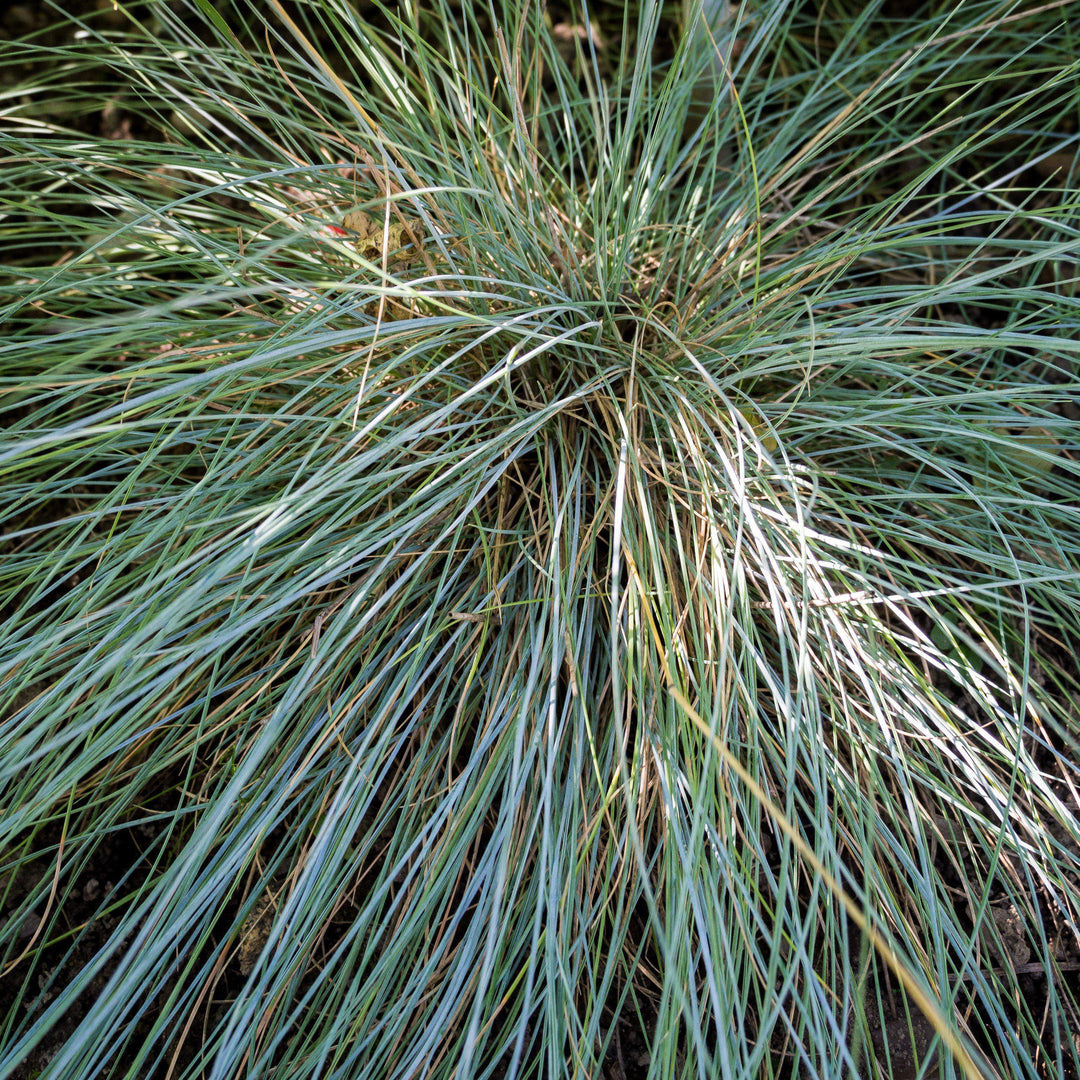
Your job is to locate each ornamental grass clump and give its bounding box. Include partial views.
[2,1,1079,1077]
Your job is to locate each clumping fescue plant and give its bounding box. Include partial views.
[2,0,1080,1077]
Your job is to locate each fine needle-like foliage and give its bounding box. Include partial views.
[2,1,1080,1077]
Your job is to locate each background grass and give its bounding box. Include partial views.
[2,1,1080,1077]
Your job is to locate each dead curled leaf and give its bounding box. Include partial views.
[335,209,423,267]
[237,892,276,976]
[551,20,605,50]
